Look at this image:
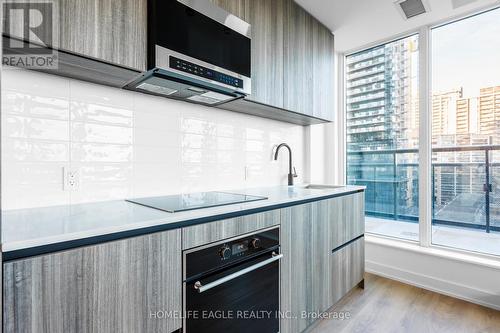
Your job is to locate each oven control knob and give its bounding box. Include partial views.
[250,238,261,249]
[219,246,231,260]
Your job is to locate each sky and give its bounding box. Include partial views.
[431,7,500,98]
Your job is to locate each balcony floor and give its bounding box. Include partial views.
[366,217,500,256]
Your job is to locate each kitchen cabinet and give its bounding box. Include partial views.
[312,19,336,120]
[281,202,315,333]
[213,0,335,120]
[7,0,147,70]
[3,229,182,333]
[280,194,365,333]
[182,209,280,249]
[283,0,314,117]
[283,1,335,120]
[59,0,147,70]
[280,199,335,333]
[330,237,365,305]
[330,192,365,250]
[245,0,285,108]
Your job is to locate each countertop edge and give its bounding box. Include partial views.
[2,188,364,262]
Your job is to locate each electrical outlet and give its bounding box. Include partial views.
[63,167,80,191]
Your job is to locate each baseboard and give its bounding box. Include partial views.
[366,260,500,311]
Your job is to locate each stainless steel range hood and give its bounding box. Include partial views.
[124,0,252,106]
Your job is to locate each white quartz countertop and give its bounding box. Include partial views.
[1,185,364,257]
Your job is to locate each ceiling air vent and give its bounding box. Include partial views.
[394,0,429,19]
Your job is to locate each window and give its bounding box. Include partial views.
[346,35,420,241]
[431,8,500,255]
[345,6,500,256]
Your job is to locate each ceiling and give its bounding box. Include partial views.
[295,0,500,52]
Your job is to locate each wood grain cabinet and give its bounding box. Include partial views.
[58,0,147,70]
[9,0,148,70]
[245,0,285,108]
[182,209,280,249]
[329,192,365,250]
[283,0,314,117]
[3,229,182,333]
[212,0,335,120]
[281,193,365,333]
[330,237,365,306]
[281,202,316,333]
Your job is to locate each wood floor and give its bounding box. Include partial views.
[307,273,500,333]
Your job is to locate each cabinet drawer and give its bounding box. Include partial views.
[3,229,182,333]
[182,210,280,249]
[330,192,365,250]
[330,236,365,306]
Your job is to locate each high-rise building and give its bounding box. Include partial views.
[346,36,419,219]
[456,98,472,135]
[346,37,418,152]
[479,86,500,143]
[431,89,462,139]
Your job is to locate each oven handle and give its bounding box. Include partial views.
[194,252,283,293]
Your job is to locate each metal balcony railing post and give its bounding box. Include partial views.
[431,165,435,220]
[393,151,398,220]
[485,148,491,233]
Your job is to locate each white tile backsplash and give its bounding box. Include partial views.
[1,68,306,209]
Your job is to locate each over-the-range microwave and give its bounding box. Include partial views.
[126,0,252,106]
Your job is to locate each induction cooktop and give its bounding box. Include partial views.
[126,191,268,213]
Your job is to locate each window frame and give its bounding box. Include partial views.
[339,4,500,258]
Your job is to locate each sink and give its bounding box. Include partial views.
[302,184,346,190]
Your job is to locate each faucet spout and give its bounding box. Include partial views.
[274,143,297,186]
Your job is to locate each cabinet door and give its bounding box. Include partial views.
[182,209,280,249]
[283,0,314,116]
[246,0,284,108]
[58,0,147,70]
[311,199,333,313]
[312,20,335,120]
[330,237,365,305]
[281,201,331,333]
[330,192,365,250]
[281,203,314,333]
[3,230,182,333]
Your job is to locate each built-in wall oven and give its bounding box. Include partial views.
[183,227,281,333]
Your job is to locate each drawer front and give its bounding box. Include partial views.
[3,229,182,333]
[182,210,280,249]
[330,192,365,250]
[330,236,365,306]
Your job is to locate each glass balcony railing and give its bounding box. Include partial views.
[347,145,500,233]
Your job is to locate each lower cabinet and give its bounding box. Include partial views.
[280,193,365,333]
[3,229,182,333]
[331,237,365,306]
[280,202,315,333]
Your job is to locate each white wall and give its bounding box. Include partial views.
[1,68,306,210]
[366,236,500,310]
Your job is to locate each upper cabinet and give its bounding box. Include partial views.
[6,0,333,122]
[246,0,285,108]
[283,0,314,116]
[7,0,148,70]
[59,0,147,70]
[311,18,335,120]
[214,0,335,120]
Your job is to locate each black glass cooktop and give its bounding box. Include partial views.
[126,191,268,213]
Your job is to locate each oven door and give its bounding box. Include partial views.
[184,251,281,333]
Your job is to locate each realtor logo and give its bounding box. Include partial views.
[2,1,58,68]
